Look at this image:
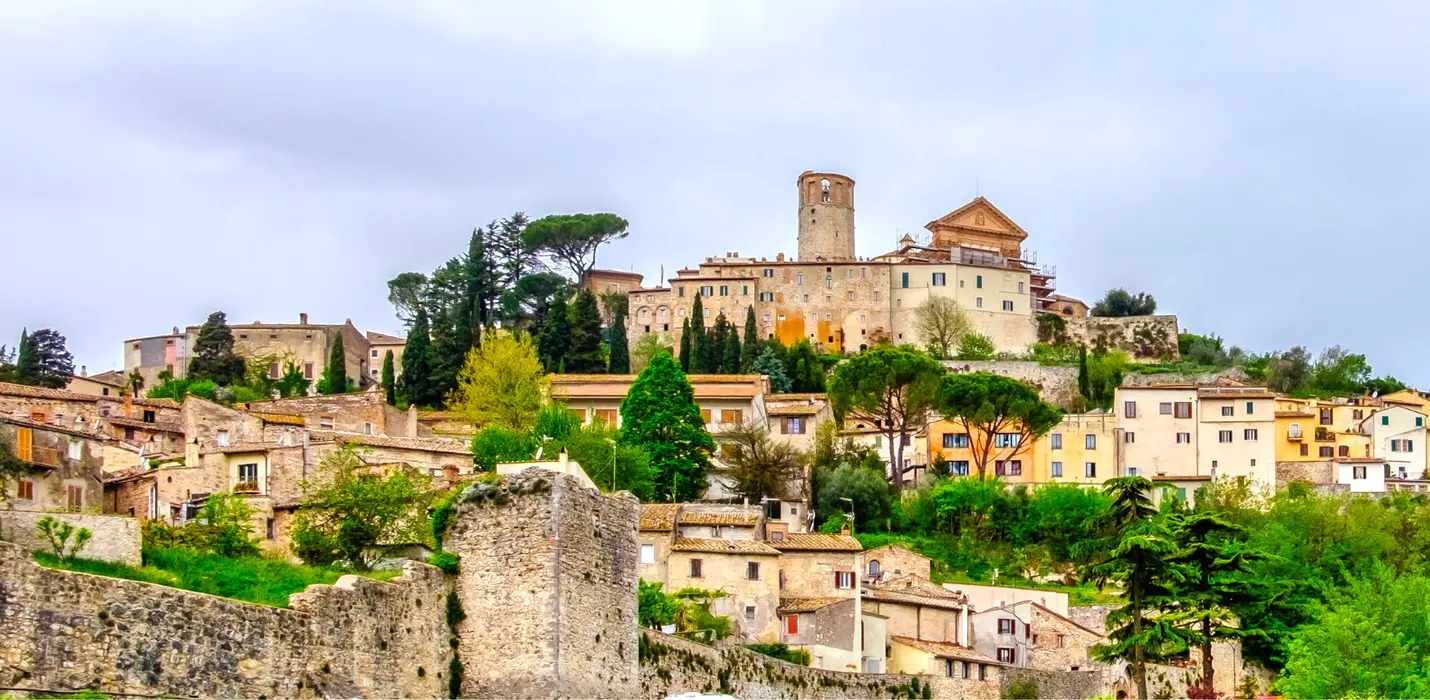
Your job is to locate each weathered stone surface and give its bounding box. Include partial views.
[0,511,140,566]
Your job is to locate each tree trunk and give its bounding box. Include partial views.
[1133,578,1148,700]
[1202,617,1214,692]
[889,432,904,490]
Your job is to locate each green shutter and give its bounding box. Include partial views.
[901,272,909,288]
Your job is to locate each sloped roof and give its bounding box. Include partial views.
[366,331,406,345]
[103,416,183,434]
[671,538,779,555]
[890,636,1005,665]
[250,412,305,426]
[767,533,861,552]
[923,196,1029,241]
[863,589,966,611]
[307,430,470,455]
[639,504,679,532]
[0,382,178,408]
[679,511,760,526]
[778,597,847,614]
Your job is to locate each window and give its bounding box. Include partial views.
[1018,281,1025,293]
[787,615,798,635]
[700,285,713,297]
[846,291,856,301]
[1221,406,1234,417]
[1126,467,1141,477]
[763,268,774,278]
[1085,434,1097,450]
[268,362,281,379]
[932,272,946,286]
[689,559,703,578]
[1319,446,1333,458]
[868,560,881,575]
[237,463,259,489]
[772,531,784,541]
[997,618,1016,634]
[304,363,314,379]
[961,660,970,679]
[1379,413,1387,426]
[1085,462,1097,478]
[16,480,33,501]
[901,272,909,289]
[1124,432,1135,444]
[995,460,1022,476]
[320,416,334,429]
[124,427,135,441]
[1051,462,1063,478]
[1339,445,1349,457]
[143,410,156,423]
[1300,444,1309,456]
[1159,402,1173,415]
[266,518,275,540]
[1050,433,1062,450]
[1176,432,1191,444]
[835,571,854,589]
[1420,417,1426,427]
[797,273,805,285]
[1353,466,1367,479]
[873,291,882,301]
[1289,423,1302,438]
[1246,401,1255,415]
[721,409,743,424]
[1218,430,1233,443]
[994,433,1020,448]
[67,439,82,460]
[976,297,983,308]
[67,485,83,510]
[1244,428,1259,441]
[747,562,760,580]
[943,433,970,449]
[719,285,728,296]
[1002,300,1014,312]
[1175,402,1192,419]
[976,275,983,289]
[1353,409,1364,420]
[745,605,756,621]
[1057,634,1066,648]
[641,544,655,564]
[700,409,712,424]
[782,417,804,435]
[979,665,987,681]
[1393,439,1415,453]
[678,286,685,297]
[216,430,230,447]
[759,292,774,302]
[950,461,970,476]
[364,422,374,435]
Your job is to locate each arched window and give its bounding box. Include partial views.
[821,179,831,202]
[869,560,881,575]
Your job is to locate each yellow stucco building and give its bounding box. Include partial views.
[1274,397,1374,462]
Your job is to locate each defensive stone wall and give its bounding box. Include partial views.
[638,629,1002,700]
[1065,315,1180,360]
[1000,668,1102,699]
[0,542,451,698]
[944,361,1080,407]
[0,511,140,566]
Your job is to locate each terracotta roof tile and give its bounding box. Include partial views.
[308,430,470,455]
[639,504,679,531]
[0,381,178,409]
[778,597,847,613]
[672,538,779,555]
[679,511,760,526]
[768,533,862,552]
[366,331,406,344]
[890,636,1004,665]
[249,411,305,426]
[103,416,183,433]
[863,589,967,611]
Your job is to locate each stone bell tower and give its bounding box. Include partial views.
[796,171,856,261]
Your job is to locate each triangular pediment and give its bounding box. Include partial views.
[924,196,1028,240]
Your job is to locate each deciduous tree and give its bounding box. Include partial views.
[447,332,548,432]
[914,297,972,360]
[827,346,945,488]
[936,372,1062,479]
[291,444,433,571]
[631,332,670,374]
[1091,288,1158,317]
[619,352,714,502]
[719,421,807,502]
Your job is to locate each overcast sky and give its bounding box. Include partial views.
[3,1,1428,384]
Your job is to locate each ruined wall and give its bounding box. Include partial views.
[0,543,451,698]
[639,629,1001,700]
[944,361,1081,407]
[1064,315,1180,360]
[1000,668,1102,700]
[445,470,641,699]
[0,512,140,566]
[1276,460,1336,488]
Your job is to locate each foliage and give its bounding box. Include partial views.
[619,352,714,502]
[447,332,548,431]
[536,289,572,373]
[1035,312,1069,345]
[814,464,894,532]
[0,433,31,494]
[553,421,656,500]
[188,312,247,386]
[953,332,996,361]
[639,578,683,629]
[718,421,808,502]
[1080,343,1127,410]
[498,272,568,333]
[630,332,670,374]
[316,333,351,395]
[746,643,811,666]
[678,318,692,372]
[688,294,709,373]
[670,587,733,641]
[936,372,1063,479]
[751,346,793,394]
[1005,676,1039,700]
[399,307,442,407]
[1178,333,1236,368]
[608,313,631,374]
[784,339,827,392]
[740,307,762,372]
[521,212,630,282]
[470,426,536,471]
[13,328,74,389]
[532,402,584,443]
[565,289,607,373]
[1164,512,1267,694]
[720,314,742,374]
[828,345,944,486]
[915,297,973,360]
[429,550,461,574]
[381,350,396,405]
[36,516,92,562]
[199,491,261,557]
[275,361,312,399]
[291,445,433,571]
[1091,288,1158,317]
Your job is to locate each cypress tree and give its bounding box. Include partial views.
[537,291,571,373]
[1077,344,1091,404]
[188,312,246,386]
[740,307,761,372]
[565,289,606,373]
[722,320,741,374]
[689,294,709,373]
[381,350,396,405]
[708,312,729,374]
[608,313,631,374]
[318,334,349,394]
[399,308,438,407]
[678,318,692,372]
[13,329,35,384]
[12,328,75,389]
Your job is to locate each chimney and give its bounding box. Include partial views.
[123,395,133,417]
[80,365,87,377]
[172,326,179,335]
[558,448,569,471]
[299,312,308,325]
[406,405,418,437]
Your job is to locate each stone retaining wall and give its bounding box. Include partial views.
[0,511,141,566]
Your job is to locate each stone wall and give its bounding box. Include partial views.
[0,511,140,566]
[0,542,451,698]
[1064,315,1180,360]
[944,361,1081,407]
[639,629,1001,700]
[1276,460,1335,488]
[445,469,641,699]
[1000,668,1102,700]
[1121,367,1252,388]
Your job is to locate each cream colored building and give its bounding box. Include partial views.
[1194,387,1277,485]
[887,636,1004,683]
[1037,412,1117,484]
[1113,385,1275,486]
[1361,405,1428,480]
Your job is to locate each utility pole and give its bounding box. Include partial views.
[841,497,862,671]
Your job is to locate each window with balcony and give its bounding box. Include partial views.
[1289,423,1302,439]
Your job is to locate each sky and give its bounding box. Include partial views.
[2,1,1429,384]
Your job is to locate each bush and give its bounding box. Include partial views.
[36,516,91,562]
[746,643,811,666]
[1005,676,1039,699]
[141,492,259,558]
[429,551,461,574]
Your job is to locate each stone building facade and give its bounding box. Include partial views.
[666,539,781,643]
[0,418,107,513]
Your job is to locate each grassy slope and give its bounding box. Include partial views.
[33,547,400,608]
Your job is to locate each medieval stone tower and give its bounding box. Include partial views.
[796,170,856,261]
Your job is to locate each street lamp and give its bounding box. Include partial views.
[840,497,862,670]
[606,438,618,491]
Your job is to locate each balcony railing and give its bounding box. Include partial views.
[1287,429,1303,442]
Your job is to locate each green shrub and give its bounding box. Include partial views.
[446,591,466,626]
[745,643,811,666]
[36,516,92,562]
[429,551,461,575]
